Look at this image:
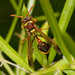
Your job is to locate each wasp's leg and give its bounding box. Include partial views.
[21,37,28,41]
[21,24,27,29]
[15,32,21,38]
[15,32,27,41]
[31,37,35,44]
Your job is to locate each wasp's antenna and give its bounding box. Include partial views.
[27,4,34,16]
[11,15,24,18]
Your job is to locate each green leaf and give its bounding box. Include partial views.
[22,4,28,17]
[48,48,56,65]
[0,36,34,72]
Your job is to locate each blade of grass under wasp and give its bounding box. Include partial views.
[22,4,28,17]
[47,47,56,66]
[35,26,62,55]
[27,32,34,68]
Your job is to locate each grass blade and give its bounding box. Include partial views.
[58,0,75,31]
[61,32,75,57]
[48,48,56,65]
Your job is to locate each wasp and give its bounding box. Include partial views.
[11,4,61,55]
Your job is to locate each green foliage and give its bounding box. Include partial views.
[0,36,34,72]
[0,0,75,75]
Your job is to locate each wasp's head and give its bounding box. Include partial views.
[22,16,32,24]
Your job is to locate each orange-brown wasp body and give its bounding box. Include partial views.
[11,4,61,55]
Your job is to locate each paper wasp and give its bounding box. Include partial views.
[11,4,61,57]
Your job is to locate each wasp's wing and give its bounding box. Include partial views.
[27,32,33,67]
[35,26,62,55]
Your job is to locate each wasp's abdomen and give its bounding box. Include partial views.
[37,42,50,54]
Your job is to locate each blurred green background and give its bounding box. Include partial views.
[0,0,75,50]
